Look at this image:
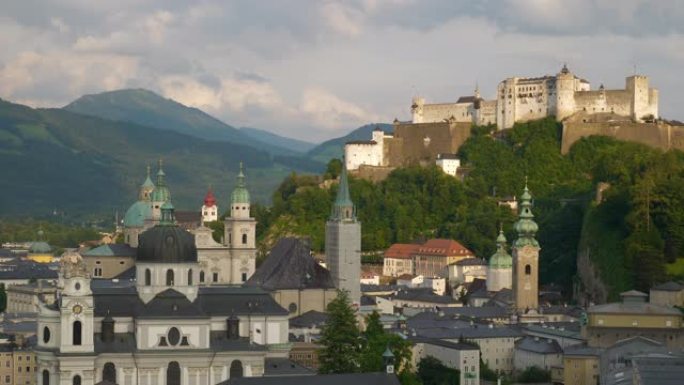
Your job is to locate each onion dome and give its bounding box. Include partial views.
[137,202,197,263]
[123,201,152,228]
[514,182,539,248]
[204,187,217,207]
[231,162,250,205]
[489,229,512,269]
[139,165,156,201]
[29,241,51,254]
[151,159,171,203]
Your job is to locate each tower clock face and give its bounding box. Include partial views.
[72,304,83,314]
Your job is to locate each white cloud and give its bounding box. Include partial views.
[320,2,364,37]
[300,87,379,130]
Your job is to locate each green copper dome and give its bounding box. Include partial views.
[231,162,251,204]
[514,182,539,248]
[151,160,171,203]
[29,241,51,254]
[123,201,152,228]
[489,229,512,269]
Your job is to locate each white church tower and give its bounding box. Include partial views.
[487,228,513,292]
[224,162,257,283]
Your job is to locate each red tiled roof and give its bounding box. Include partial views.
[417,239,473,256]
[397,274,417,280]
[384,244,420,259]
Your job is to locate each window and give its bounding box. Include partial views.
[73,375,81,385]
[145,269,151,286]
[187,269,193,285]
[230,360,243,379]
[242,234,247,244]
[167,362,180,385]
[42,370,49,385]
[199,271,205,283]
[72,321,82,346]
[213,273,219,283]
[242,272,247,282]
[166,269,174,286]
[168,327,181,346]
[93,268,102,277]
[103,363,116,383]
[4,375,9,383]
[524,264,531,275]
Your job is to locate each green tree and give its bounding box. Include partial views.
[325,158,343,180]
[0,284,6,313]
[516,366,551,383]
[318,291,361,374]
[417,355,460,385]
[359,311,413,375]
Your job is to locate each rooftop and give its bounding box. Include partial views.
[221,373,400,385]
[515,336,563,354]
[82,244,136,258]
[417,239,473,257]
[384,244,420,260]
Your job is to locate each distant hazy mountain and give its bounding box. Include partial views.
[239,127,316,153]
[64,89,296,156]
[307,123,393,163]
[0,98,300,218]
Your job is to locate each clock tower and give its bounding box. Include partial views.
[58,251,95,354]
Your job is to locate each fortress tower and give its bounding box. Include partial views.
[555,64,577,121]
[512,181,540,313]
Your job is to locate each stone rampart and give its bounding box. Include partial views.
[561,120,684,154]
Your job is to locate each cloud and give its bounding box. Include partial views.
[300,87,379,130]
[0,0,683,142]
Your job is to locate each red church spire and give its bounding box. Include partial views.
[204,186,217,207]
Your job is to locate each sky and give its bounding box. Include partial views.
[1,0,683,142]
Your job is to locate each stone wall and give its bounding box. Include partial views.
[387,121,471,167]
[561,119,684,154]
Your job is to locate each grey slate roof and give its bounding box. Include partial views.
[409,337,479,351]
[413,324,523,340]
[91,285,287,318]
[289,311,328,329]
[83,244,136,258]
[452,258,486,266]
[0,260,57,280]
[563,343,603,357]
[515,336,563,354]
[220,372,400,385]
[391,288,457,305]
[263,358,315,377]
[632,356,684,385]
[651,281,684,292]
[245,238,334,290]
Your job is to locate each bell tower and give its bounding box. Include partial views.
[325,160,361,305]
[58,251,95,354]
[224,162,257,283]
[512,180,540,313]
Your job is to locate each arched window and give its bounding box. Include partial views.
[167,361,181,385]
[72,375,81,385]
[199,271,205,283]
[525,264,531,275]
[145,269,151,286]
[103,363,116,383]
[166,269,174,286]
[72,321,82,346]
[242,234,247,244]
[187,269,193,285]
[230,360,243,378]
[42,370,49,385]
[43,326,50,343]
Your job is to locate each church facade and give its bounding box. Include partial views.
[122,161,256,285]
[36,205,289,385]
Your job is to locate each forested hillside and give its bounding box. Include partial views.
[255,117,684,300]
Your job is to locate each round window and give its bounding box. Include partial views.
[168,327,181,346]
[288,303,297,313]
[43,327,50,343]
[74,282,81,291]
[165,235,175,246]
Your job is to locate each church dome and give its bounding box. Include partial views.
[29,241,51,254]
[123,201,152,228]
[489,230,512,269]
[231,163,250,204]
[137,225,198,263]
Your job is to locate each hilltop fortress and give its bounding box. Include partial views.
[345,65,679,175]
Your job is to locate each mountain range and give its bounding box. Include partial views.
[0,89,389,219]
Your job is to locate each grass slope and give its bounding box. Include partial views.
[0,98,290,219]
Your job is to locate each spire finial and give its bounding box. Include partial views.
[147,164,151,178]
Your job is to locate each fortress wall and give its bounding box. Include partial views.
[390,122,471,167]
[422,103,471,123]
[561,121,681,154]
[352,165,396,183]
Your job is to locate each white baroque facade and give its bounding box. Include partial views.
[36,213,288,385]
